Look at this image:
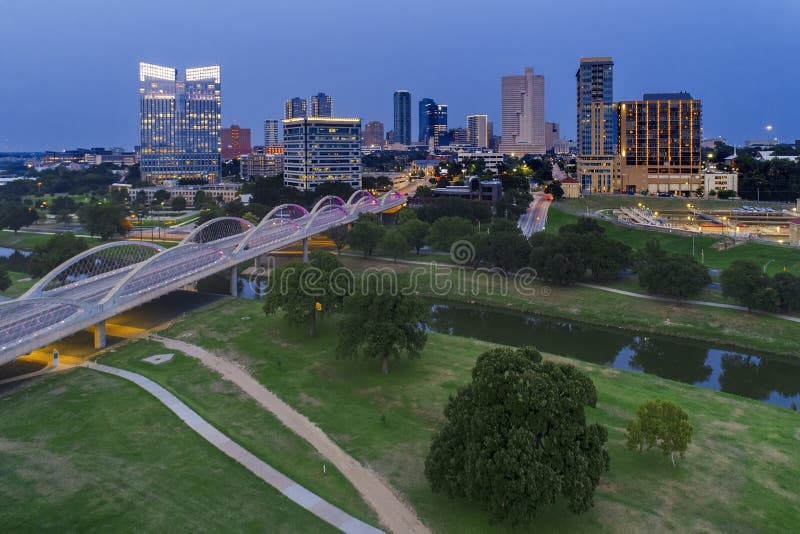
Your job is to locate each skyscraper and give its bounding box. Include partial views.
[393,90,411,145]
[545,121,560,152]
[433,104,448,148]
[284,97,307,119]
[500,67,545,155]
[221,125,252,159]
[576,57,615,192]
[309,92,333,117]
[467,114,489,148]
[363,121,385,147]
[419,98,436,143]
[283,117,361,190]
[139,62,221,184]
[264,119,279,147]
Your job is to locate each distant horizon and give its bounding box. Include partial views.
[1,0,798,151]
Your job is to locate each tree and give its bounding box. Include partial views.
[77,202,130,240]
[325,225,348,255]
[171,196,187,211]
[49,196,78,222]
[378,228,409,261]
[336,288,429,374]
[626,399,692,467]
[544,180,564,201]
[153,189,170,205]
[197,205,223,224]
[0,203,39,233]
[0,269,10,292]
[399,218,430,254]
[414,185,433,198]
[347,214,385,257]
[426,216,474,251]
[772,272,800,313]
[263,252,345,337]
[636,241,710,300]
[720,260,768,312]
[27,232,89,277]
[425,347,609,523]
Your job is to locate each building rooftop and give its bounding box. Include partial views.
[561,177,579,184]
[642,92,694,101]
[579,57,613,63]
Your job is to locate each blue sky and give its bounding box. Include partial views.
[1,0,798,151]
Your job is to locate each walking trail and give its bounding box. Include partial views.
[151,335,429,534]
[84,361,380,534]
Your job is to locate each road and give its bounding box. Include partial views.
[518,193,551,237]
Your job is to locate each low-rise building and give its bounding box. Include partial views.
[430,177,502,202]
[410,160,440,176]
[560,176,581,198]
[126,183,242,207]
[240,152,283,179]
[456,151,504,173]
[703,170,738,197]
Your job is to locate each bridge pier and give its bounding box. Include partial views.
[302,237,309,263]
[93,321,106,349]
[230,266,239,297]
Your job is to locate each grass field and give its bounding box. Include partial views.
[546,209,800,276]
[160,298,800,533]
[96,339,377,526]
[2,271,36,298]
[0,368,337,532]
[0,230,101,251]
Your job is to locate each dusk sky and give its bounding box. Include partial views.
[1,0,798,151]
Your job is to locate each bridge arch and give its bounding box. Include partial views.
[303,204,350,234]
[346,189,376,207]
[310,195,346,214]
[22,241,165,299]
[232,204,309,255]
[180,217,253,245]
[379,190,405,207]
[264,203,308,221]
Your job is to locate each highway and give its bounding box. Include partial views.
[518,193,551,237]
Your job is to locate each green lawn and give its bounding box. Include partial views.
[546,209,800,276]
[2,271,37,298]
[96,339,377,526]
[161,298,800,533]
[0,368,336,532]
[0,230,101,251]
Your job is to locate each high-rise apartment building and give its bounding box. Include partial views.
[500,67,545,155]
[309,92,333,117]
[616,92,702,195]
[283,117,361,190]
[433,104,448,148]
[363,121,385,147]
[467,114,489,148]
[221,125,252,160]
[264,119,279,147]
[284,97,307,119]
[576,57,615,192]
[393,90,411,145]
[139,62,221,184]
[419,98,436,143]
[545,121,560,152]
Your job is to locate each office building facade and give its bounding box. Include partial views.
[264,119,279,147]
[363,121,385,147]
[616,92,702,195]
[419,98,436,143]
[309,92,333,117]
[240,152,284,180]
[221,125,252,160]
[467,114,489,148]
[283,117,361,190]
[576,57,615,192]
[393,90,411,145]
[545,121,560,152]
[500,67,545,155]
[139,62,221,184]
[284,97,307,119]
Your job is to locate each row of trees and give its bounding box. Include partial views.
[721,260,800,313]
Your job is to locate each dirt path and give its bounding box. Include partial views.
[152,335,429,534]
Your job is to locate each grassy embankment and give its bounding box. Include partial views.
[157,298,800,533]
[0,368,340,532]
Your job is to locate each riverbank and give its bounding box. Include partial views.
[156,297,800,532]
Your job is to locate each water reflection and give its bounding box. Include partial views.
[427,302,800,409]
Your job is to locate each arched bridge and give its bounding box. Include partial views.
[0,190,405,365]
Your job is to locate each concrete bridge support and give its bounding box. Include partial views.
[230,266,239,297]
[302,237,309,263]
[93,321,106,349]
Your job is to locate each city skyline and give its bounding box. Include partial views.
[1,0,799,151]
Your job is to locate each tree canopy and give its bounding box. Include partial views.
[347,214,385,257]
[27,232,90,278]
[425,347,609,523]
[635,240,710,300]
[626,399,692,466]
[77,202,130,240]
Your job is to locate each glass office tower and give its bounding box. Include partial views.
[139,62,221,184]
[393,90,411,145]
[575,57,615,192]
[309,92,333,117]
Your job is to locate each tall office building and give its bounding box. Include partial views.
[309,92,333,117]
[500,67,545,155]
[467,114,489,148]
[363,121,385,147]
[139,62,221,184]
[576,57,615,192]
[264,119,279,147]
[418,98,436,143]
[283,117,361,190]
[616,92,702,195]
[433,104,448,148]
[221,125,252,160]
[393,90,411,145]
[284,97,307,119]
[545,121,560,152]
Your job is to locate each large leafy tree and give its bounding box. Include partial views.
[263,251,346,337]
[347,214,385,257]
[27,232,89,277]
[0,203,39,233]
[336,286,429,374]
[426,216,474,251]
[425,347,609,524]
[720,260,769,312]
[0,269,10,292]
[636,241,710,301]
[77,202,129,240]
[378,228,409,262]
[626,399,692,467]
[399,218,430,255]
[325,224,348,255]
[772,272,800,313]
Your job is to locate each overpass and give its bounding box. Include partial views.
[0,189,406,366]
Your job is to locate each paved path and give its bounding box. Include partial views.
[83,361,381,534]
[152,336,429,534]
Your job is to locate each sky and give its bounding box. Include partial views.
[1,0,799,151]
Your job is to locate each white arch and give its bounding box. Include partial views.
[310,195,346,214]
[233,214,304,255]
[346,189,376,207]
[303,204,350,233]
[22,241,165,299]
[379,190,405,207]
[264,203,309,221]
[180,217,253,245]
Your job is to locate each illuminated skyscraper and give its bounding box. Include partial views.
[500,67,545,155]
[419,98,436,143]
[283,117,361,190]
[138,62,221,184]
[467,114,489,148]
[264,119,279,147]
[576,57,615,192]
[221,124,251,160]
[284,97,307,119]
[393,90,411,145]
[363,121,385,147]
[309,92,333,117]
